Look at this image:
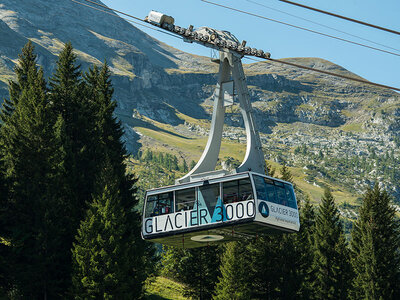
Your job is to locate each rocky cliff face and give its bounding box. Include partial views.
[1,0,400,202]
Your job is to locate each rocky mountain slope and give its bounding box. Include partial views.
[1,0,399,207]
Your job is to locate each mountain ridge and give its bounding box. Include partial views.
[1,0,400,205]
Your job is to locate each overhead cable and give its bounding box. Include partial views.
[279,0,400,36]
[84,0,144,22]
[71,0,183,40]
[245,56,400,92]
[70,0,400,91]
[247,0,400,53]
[200,0,400,57]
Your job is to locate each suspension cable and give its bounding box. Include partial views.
[71,0,183,40]
[245,56,400,92]
[200,0,400,57]
[70,0,400,91]
[279,0,400,36]
[247,0,400,53]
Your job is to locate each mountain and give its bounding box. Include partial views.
[1,0,400,208]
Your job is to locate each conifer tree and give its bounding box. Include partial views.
[181,159,188,173]
[0,162,9,295]
[181,246,221,299]
[161,245,221,299]
[71,62,147,298]
[265,160,275,177]
[86,61,149,272]
[246,236,282,299]
[214,242,252,300]
[295,196,316,299]
[312,188,350,299]
[350,184,400,300]
[0,41,37,124]
[280,163,293,183]
[0,44,68,297]
[47,45,102,293]
[160,245,186,280]
[72,158,144,299]
[49,42,98,224]
[238,163,305,299]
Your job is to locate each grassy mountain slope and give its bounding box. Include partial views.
[1,0,400,209]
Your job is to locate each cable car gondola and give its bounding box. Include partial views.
[141,11,300,248]
[143,171,299,248]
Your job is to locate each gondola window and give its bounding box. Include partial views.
[145,192,173,217]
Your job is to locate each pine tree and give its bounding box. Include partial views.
[246,236,282,299]
[0,162,9,295]
[239,164,306,299]
[71,62,147,298]
[0,41,37,124]
[295,196,316,299]
[72,159,142,299]
[350,184,400,300]
[280,163,293,183]
[265,160,276,177]
[312,188,350,299]
[161,245,221,299]
[87,61,149,275]
[160,245,186,281]
[214,242,252,300]
[182,246,221,299]
[48,44,102,292]
[181,159,188,173]
[49,42,98,223]
[0,44,68,297]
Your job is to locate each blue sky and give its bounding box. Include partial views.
[101,0,400,89]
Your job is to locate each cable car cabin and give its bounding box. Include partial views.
[142,172,300,248]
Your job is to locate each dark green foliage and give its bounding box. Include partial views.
[350,184,400,300]
[0,41,37,125]
[72,159,143,299]
[295,196,316,299]
[212,164,313,300]
[266,160,276,177]
[223,156,241,170]
[140,149,185,173]
[181,159,188,172]
[49,42,97,224]
[280,164,293,183]
[161,245,221,299]
[0,44,68,297]
[71,62,147,298]
[312,188,350,299]
[0,42,146,298]
[214,242,252,300]
[246,236,283,299]
[245,233,310,299]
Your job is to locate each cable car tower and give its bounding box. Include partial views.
[142,11,300,248]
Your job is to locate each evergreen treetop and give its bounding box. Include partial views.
[280,163,293,183]
[72,159,142,299]
[0,44,70,297]
[1,41,38,125]
[214,242,252,300]
[350,184,400,300]
[312,187,350,299]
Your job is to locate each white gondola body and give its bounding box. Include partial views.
[142,172,299,248]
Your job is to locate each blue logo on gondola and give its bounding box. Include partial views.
[259,202,269,218]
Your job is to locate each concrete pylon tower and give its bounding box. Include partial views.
[177,50,266,184]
